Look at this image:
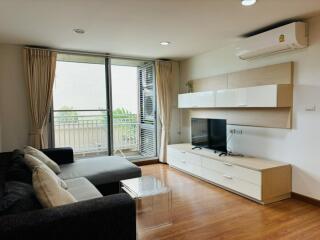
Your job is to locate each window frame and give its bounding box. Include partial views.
[49,54,158,161]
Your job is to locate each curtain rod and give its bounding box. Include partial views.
[24,46,163,62]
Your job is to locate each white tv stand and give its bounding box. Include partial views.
[167,144,292,204]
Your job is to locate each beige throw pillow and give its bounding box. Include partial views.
[33,166,76,208]
[24,146,61,174]
[24,154,68,189]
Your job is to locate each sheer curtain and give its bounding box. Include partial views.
[23,48,57,149]
[156,61,173,163]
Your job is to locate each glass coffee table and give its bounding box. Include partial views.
[121,176,172,232]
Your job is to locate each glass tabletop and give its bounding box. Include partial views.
[121,176,170,198]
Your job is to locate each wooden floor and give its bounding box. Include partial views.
[139,164,320,240]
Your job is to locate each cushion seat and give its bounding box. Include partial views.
[58,156,141,186]
[65,177,102,201]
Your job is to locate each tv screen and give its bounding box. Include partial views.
[191,118,227,153]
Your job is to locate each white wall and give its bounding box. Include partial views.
[0,44,30,151]
[179,15,320,200]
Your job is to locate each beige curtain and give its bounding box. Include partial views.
[156,61,173,163]
[23,48,57,149]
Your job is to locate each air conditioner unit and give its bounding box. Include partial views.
[237,22,308,60]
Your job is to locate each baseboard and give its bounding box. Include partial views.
[291,192,320,207]
[133,159,159,166]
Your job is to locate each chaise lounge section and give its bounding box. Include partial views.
[42,147,142,195]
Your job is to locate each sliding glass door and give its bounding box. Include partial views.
[51,54,157,160]
[110,59,157,160]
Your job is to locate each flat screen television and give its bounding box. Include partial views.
[191,118,227,153]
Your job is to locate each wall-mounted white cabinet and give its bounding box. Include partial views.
[178,91,215,108]
[178,84,292,109]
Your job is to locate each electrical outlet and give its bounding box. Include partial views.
[305,105,316,112]
[230,129,243,135]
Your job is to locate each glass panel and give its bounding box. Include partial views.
[53,56,109,158]
[53,110,108,157]
[111,62,139,158]
[53,61,106,110]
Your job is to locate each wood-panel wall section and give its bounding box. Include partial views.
[182,62,293,129]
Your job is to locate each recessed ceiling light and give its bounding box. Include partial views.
[241,0,256,6]
[160,41,171,46]
[73,28,85,34]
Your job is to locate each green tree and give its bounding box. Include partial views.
[92,107,137,125]
[113,108,136,123]
[113,107,129,117]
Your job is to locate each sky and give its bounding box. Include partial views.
[53,61,138,114]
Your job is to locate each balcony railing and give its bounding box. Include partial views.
[53,112,139,156]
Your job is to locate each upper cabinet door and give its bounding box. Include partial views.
[216,89,237,107]
[246,85,278,107]
[178,91,215,108]
[216,85,279,108]
[216,88,248,107]
[235,88,248,107]
[193,91,216,108]
[178,93,193,108]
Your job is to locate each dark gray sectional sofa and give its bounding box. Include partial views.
[0,147,141,240]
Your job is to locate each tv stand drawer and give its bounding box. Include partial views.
[202,157,261,186]
[202,168,261,200]
[167,148,202,167]
[167,148,202,176]
[220,173,261,200]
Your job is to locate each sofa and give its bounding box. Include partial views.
[0,147,141,240]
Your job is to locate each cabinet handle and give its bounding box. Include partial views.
[224,162,233,166]
[223,174,233,179]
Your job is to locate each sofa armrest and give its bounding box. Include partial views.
[0,193,136,240]
[41,147,74,165]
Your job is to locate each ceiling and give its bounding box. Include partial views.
[0,0,320,60]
